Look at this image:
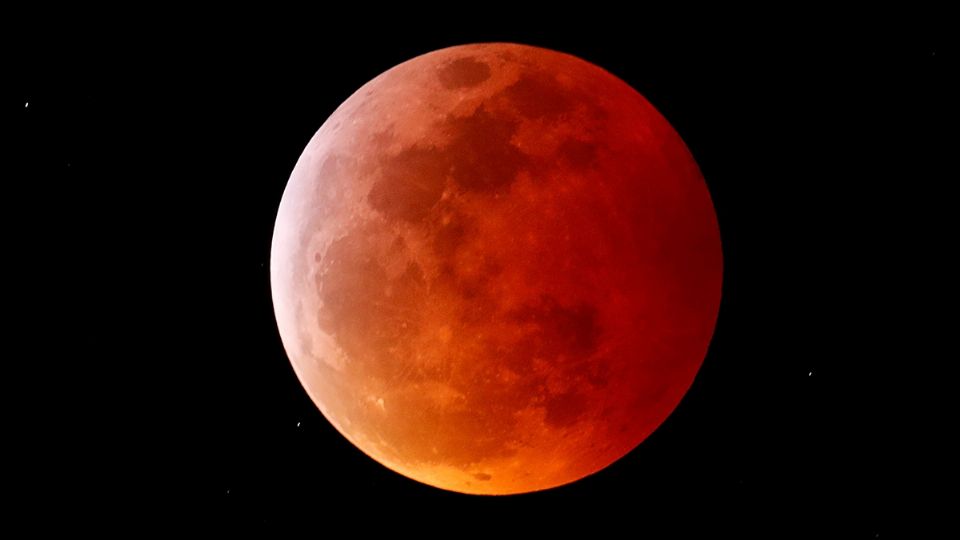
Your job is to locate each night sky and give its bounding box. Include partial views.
[14,19,940,532]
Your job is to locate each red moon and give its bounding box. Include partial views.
[271,43,722,495]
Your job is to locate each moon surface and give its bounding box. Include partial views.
[271,43,722,495]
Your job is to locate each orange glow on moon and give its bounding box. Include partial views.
[271,43,722,495]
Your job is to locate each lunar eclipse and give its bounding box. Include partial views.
[271,43,722,494]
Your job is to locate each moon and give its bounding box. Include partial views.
[271,43,722,495]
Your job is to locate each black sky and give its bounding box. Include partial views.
[12,18,942,533]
